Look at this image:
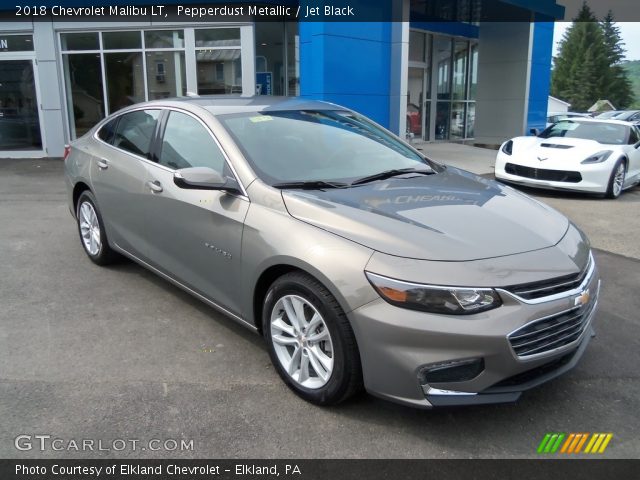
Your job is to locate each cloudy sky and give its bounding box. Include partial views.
[553,0,640,61]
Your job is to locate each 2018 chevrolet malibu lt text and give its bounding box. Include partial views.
[65,97,600,408]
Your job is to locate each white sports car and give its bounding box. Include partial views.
[495,119,640,198]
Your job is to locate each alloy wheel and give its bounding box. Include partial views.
[613,163,625,197]
[270,294,334,389]
[79,201,101,256]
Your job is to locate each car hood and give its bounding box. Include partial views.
[281,168,569,261]
[511,136,620,164]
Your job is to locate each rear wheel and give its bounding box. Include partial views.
[262,272,363,405]
[76,190,119,265]
[605,159,626,199]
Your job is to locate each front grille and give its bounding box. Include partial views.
[505,255,592,301]
[505,163,582,183]
[508,300,596,357]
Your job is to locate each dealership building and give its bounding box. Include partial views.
[0,0,564,158]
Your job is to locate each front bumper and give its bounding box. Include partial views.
[494,153,612,194]
[348,260,600,409]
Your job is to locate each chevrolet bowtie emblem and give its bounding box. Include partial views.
[574,289,590,307]
[537,156,548,161]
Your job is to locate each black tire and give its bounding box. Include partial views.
[605,159,626,199]
[76,190,119,265]
[262,272,363,405]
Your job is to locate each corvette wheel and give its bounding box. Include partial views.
[606,160,625,199]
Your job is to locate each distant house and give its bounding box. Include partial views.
[588,100,616,113]
[548,96,571,114]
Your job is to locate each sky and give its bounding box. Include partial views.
[554,1,640,61]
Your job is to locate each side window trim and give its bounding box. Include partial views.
[149,109,169,163]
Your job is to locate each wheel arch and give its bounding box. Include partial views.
[251,260,359,334]
[72,181,92,216]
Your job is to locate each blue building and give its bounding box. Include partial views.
[0,0,565,158]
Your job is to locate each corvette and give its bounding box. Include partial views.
[495,118,640,198]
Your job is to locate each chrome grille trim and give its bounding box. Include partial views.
[507,281,600,359]
[497,252,594,305]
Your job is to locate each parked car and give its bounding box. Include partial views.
[607,110,640,125]
[65,97,600,408]
[546,112,590,127]
[595,110,624,119]
[406,102,422,136]
[496,118,640,198]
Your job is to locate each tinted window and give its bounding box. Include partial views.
[158,111,226,172]
[112,110,160,158]
[539,121,628,145]
[629,127,639,145]
[97,118,118,144]
[218,110,427,184]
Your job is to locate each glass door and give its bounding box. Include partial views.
[0,58,43,153]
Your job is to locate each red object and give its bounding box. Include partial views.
[63,144,71,160]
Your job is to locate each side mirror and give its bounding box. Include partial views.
[634,141,640,150]
[174,167,241,194]
[530,128,540,136]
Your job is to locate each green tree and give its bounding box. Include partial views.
[551,2,634,111]
[600,10,634,108]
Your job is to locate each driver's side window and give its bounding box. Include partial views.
[158,111,226,173]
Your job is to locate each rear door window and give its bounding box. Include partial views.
[112,109,160,158]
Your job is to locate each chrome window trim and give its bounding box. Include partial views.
[497,252,595,305]
[92,105,249,199]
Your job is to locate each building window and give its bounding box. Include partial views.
[61,29,188,138]
[408,30,477,141]
[195,28,242,95]
[0,34,34,52]
[254,22,299,96]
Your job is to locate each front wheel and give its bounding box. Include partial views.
[605,159,626,199]
[262,272,363,405]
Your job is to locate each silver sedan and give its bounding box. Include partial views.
[65,97,599,408]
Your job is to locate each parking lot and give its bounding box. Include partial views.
[1,154,639,459]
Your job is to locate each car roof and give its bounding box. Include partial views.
[554,117,633,126]
[129,95,347,115]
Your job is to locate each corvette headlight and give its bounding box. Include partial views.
[501,140,514,156]
[581,150,612,164]
[365,272,502,315]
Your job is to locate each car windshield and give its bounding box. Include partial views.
[217,110,431,185]
[538,121,628,145]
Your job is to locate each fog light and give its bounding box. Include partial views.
[419,358,485,384]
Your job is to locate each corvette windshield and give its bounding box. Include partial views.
[217,110,431,184]
[539,121,628,145]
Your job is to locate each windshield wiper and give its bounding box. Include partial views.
[272,180,351,190]
[350,167,434,186]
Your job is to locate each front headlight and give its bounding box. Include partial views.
[365,272,502,315]
[581,150,612,164]
[501,140,514,155]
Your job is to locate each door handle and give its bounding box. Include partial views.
[97,158,109,170]
[145,180,163,193]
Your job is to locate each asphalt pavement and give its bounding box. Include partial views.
[0,157,638,459]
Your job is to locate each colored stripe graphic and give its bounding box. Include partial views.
[538,433,613,454]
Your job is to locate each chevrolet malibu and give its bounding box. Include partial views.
[65,97,600,408]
